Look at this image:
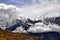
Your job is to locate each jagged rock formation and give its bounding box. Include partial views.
[43,17,60,25]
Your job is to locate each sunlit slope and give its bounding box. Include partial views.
[0,30,37,40]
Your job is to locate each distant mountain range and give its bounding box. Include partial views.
[0,16,59,33]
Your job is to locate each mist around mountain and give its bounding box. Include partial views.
[0,3,60,33]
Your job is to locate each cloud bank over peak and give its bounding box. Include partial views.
[0,3,21,27]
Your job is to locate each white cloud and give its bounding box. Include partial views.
[20,2,60,19]
[12,27,27,33]
[28,22,60,33]
[0,3,22,28]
